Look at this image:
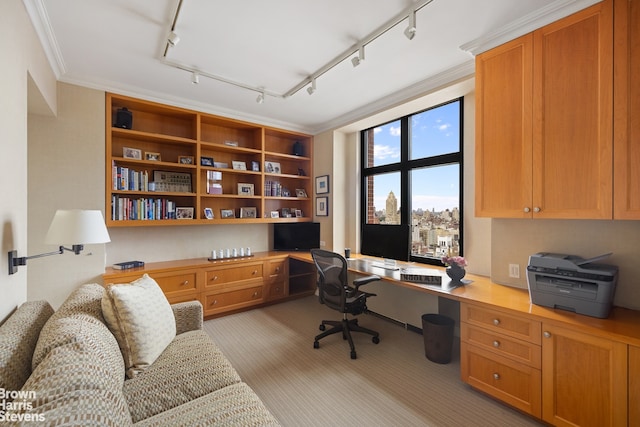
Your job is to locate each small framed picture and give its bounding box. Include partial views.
[232,161,247,170]
[221,209,235,219]
[264,161,281,174]
[123,147,142,160]
[251,161,260,172]
[316,175,330,194]
[240,207,257,218]
[203,208,214,219]
[145,151,161,161]
[295,209,303,218]
[295,188,308,198]
[281,208,291,218]
[237,183,255,196]
[178,156,194,165]
[316,197,328,216]
[270,211,280,218]
[176,207,194,219]
[201,157,214,167]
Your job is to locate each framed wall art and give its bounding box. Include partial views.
[316,197,328,216]
[315,175,329,194]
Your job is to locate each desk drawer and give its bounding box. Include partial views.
[205,263,263,288]
[154,272,198,294]
[461,303,541,344]
[203,286,263,314]
[462,323,541,369]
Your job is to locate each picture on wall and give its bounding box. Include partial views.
[316,197,328,216]
[315,175,329,194]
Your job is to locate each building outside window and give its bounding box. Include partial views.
[360,97,463,265]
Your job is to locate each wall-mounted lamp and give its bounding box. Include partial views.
[8,210,111,275]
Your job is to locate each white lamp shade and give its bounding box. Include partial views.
[44,210,111,245]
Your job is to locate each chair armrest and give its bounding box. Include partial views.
[171,300,203,334]
[353,275,381,290]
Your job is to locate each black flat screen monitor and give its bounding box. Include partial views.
[273,222,320,251]
[360,224,410,261]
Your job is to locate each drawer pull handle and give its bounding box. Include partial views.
[493,340,500,348]
[533,207,541,213]
[493,319,500,326]
[211,276,218,281]
[275,267,280,272]
[252,292,259,297]
[523,207,531,213]
[493,373,500,380]
[211,300,218,306]
[543,331,551,339]
[252,270,258,275]
[181,280,189,286]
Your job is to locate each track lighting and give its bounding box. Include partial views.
[256,91,265,104]
[191,72,199,84]
[404,10,416,40]
[351,46,365,67]
[168,31,180,46]
[307,78,316,95]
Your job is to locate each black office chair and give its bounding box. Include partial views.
[310,249,381,359]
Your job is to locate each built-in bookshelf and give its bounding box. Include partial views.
[106,93,313,226]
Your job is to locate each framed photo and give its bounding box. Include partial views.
[237,183,255,196]
[201,156,214,167]
[220,209,235,219]
[176,207,194,219]
[270,211,280,218]
[203,208,214,219]
[153,170,192,193]
[264,161,281,174]
[178,156,194,165]
[213,161,229,168]
[251,161,260,172]
[316,197,329,216]
[282,188,291,197]
[295,188,308,198]
[295,209,303,218]
[316,175,330,194]
[281,207,291,218]
[240,207,257,218]
[232,161,247,170]
[145,151,161,161]
[123,147,142,160]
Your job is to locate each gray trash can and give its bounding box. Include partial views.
[422,314,455,364]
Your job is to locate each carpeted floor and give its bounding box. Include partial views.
[203,296,544,427]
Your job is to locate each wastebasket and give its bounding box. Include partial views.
[421,314,455,364]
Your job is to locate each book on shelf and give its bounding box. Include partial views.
[113,260,145,270]
[399,267,443,285]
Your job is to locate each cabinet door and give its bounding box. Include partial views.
[475,34,533,218]
[532,0,613,219]
[613,0,640,219]
[541,324,627,427]
[630,345,640,426]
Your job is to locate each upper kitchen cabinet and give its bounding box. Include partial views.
[476,0,613,219]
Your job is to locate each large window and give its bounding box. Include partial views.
[360,98,463,265]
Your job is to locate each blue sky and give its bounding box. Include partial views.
[371,100,460,212]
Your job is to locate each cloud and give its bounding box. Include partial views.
[374,144,400,160]
[389,126,401,136]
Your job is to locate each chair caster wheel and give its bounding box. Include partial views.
[372,336,380,344]
[313,341,319,349]
[319,324,326,331]
[350,351,357,359]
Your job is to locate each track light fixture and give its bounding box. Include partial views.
[168,31,180,46]
[404,10,416,40]
[307,78,316,95]
[256,90,265,104]
[191,72,199,84]
[351,46,365,67]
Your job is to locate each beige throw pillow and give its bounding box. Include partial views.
[102,274,176,378]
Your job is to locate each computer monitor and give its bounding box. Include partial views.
[360,224,410,261]
[273,222,321,251]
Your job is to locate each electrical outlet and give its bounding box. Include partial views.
[509,263,520,279]
[319,240,326,247]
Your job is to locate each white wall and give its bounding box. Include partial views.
[0,0,56,321]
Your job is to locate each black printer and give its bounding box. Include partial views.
[526,252,618,318]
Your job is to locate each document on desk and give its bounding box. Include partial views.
[399,267,443,285]
[370,262,400,271]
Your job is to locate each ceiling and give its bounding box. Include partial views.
[25,0,599,134]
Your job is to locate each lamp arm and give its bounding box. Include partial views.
[8,245,83,275]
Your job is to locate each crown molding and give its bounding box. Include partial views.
[23,0,65,78]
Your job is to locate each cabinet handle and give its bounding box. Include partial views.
[543,331,551,339]
[493,340,500,348]
[275,267,280,273]
[533,207,541,213]
[252,291,259,297]
[181,280,189,286]
[523,207,531,213]
[493,318,500,326]
[493,373,500,380]
[210,300,218,306]
[211,276,218,281]
[252,270,258,275]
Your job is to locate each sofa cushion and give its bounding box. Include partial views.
[0,300,54,395]
[134,382,280,427]
[123,330,242,423]
[102,274,176,378]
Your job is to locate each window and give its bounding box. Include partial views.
[360,98,463,265]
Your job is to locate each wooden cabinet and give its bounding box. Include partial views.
[476,0,613,219]
[630,346,640,426]
[540,323,627,427]
[102,268,201,305]
[106,93,313,226]
[264,258,288,301]
[288,257,317,296]
[460,303,542,417]
[613,0,640,219]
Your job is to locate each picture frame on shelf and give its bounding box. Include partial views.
[270,211,280,218]
[281,208,291,218]
[178,156,194,165]
[232,161,247,170]
[316,197,328,216]
[220,209,235,219]
[145,151,161,161]
[237,183,255,196]
[203,208,214,219]
[315,175,330,194]
[282,188,291,197]
[295,188,308,198]
[201,156,214,167]
[123,147,142,160]
[295,209,303,218]
[264,161,281,174]
[152,170,192,193]
[240,207,257,218]
[251,161,260,172]
[176,207,194,219]
[214,161,229,168]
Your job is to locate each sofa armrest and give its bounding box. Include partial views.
[171,300,203,334]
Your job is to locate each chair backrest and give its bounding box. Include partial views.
[310,249,348,312]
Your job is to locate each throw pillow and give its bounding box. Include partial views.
[102,274,176,378]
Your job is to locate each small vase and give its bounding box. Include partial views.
[446,265,466,283]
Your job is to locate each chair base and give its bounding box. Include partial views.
[313,315,380,359]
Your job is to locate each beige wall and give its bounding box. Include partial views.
[1,0,56,321]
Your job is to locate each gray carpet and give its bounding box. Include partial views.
[203,296,543,427]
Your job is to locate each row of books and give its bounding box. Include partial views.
[265,180,283,197]
[113,165,149,191]
[111,195,180,220]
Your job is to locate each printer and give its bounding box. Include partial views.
[526,252,618,318]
